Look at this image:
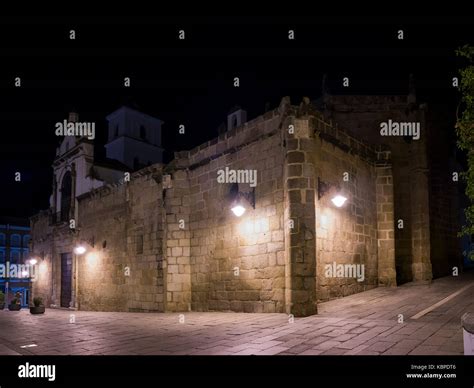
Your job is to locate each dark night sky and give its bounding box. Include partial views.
[0,15,472,219]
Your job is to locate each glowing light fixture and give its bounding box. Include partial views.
[29,258,38,265]
[318,177,348,208]
[231,204,246,217]
[229,183,255,217]
[74,245,87,255]
[331,195,348,208]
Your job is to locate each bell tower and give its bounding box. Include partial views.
[105,106,164,170]
[51,112,97,223]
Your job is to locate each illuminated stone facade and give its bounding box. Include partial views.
[30,95,462,316]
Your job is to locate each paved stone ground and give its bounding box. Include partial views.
[1,272,473,355]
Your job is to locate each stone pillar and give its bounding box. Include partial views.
[163,169,192,312]
[375,151,397,286]
[284,117,317,316]
[410,115,432,282]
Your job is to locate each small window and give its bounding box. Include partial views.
[0,249,5,262]
[23,235,30,248]
[10,234,21,247]
[139,125,147,140]
[10,249,20,263]
[0,233,5,246]
[233,116,238,128]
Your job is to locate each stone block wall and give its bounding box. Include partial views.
[29,96,458,316]
[323,95,434,284]
[31,166,166,312]
[376,151,397,286]
[30,214,75,309]
[76,167,165,312]
[284,117,317,316]
[312,115,380,302]
[29,211,55,307]
[162,168,192,312]
[170,110,287,313]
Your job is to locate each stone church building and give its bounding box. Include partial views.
[30,92,462,316]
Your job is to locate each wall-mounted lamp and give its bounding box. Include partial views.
[318,177,347,208]
[28,258,38,266]
[74,245,87,255]
[74,237,95,255]
[231,204,246,217]
[331,195,348,208]
[229,183,255,217]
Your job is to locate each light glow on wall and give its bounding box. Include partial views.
[39,262,48,275]
[86,252,99,267]
[238,217,270,235]
[320,214,329,229]
[254,218,269,233]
